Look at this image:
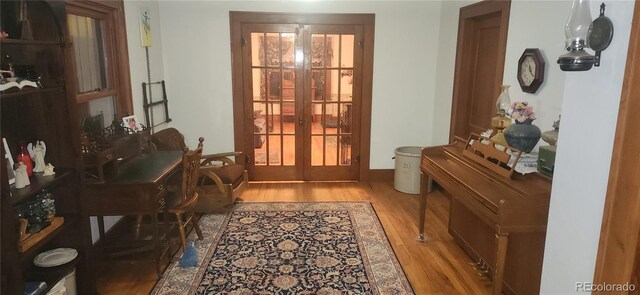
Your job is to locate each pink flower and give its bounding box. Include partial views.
[510,101,536,124]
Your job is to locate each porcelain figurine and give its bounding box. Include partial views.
[43,163,55,176]
[16,143,33,176]
[28,140,46,173]
[14,162,30,189]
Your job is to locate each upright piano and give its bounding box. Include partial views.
[418,142,551,295]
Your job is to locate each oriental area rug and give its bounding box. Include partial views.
[152,202,414,294]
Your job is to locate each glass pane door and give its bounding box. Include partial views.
[310,34,354,167]
[304,25,362,181]
[243,24,303,180]
[242,24,362,181]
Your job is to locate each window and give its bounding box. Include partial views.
[66,1,132,128]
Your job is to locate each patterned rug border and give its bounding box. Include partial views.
[366,202,416,294]
[152,201,415,294]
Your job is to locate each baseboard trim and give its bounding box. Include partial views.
[369,169,394,181]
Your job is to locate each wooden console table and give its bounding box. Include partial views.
[418,142,551,295]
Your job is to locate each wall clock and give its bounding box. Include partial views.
[517,48,545,93]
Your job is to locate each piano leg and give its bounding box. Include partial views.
[493,233,509,295]
[417,173,433,242]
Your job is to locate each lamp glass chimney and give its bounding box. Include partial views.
[564,0,593,50]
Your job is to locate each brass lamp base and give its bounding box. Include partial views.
[490,114,512,147]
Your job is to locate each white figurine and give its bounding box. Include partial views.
[27,140,46,173]
[14,162,30,189]
[43,163,55,176]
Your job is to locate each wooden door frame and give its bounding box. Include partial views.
[229,12,375,181]
[449,0,510,143]
[593,2,640,288]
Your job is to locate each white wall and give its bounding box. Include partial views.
[432,0,475,145]
[540,1,635,293]
[89,0,167,244]
[502,0,568,145]
[125,1,167,120]
[157,1,442,168]
[432,0,567,145]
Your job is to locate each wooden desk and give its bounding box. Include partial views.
[419,142,551,295]
[83,151,182,274]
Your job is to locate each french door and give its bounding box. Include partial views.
[241,23,363,181]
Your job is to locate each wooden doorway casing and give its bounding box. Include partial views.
[230,12,375,181]
[594,2,640,290]
[449,0,511,143]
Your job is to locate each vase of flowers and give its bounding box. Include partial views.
[504,101,541,153]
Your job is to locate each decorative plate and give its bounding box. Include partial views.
[33,248,77,267]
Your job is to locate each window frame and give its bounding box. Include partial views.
[65,0,133,117]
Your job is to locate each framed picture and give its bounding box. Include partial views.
[122,115,142,132]
[3,138,15,185]
[138,7,152,47]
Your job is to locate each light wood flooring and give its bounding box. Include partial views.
[254,120,352,166]
[96,181,492,294]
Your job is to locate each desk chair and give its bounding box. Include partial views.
[167,138,204,251]
[151,128,248,212]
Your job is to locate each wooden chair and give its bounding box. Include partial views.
[166,138,204,251]
[151,128,248,212]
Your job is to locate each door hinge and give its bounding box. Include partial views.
[358,40,364,49]
[241,36,247,47]
[355,155,361,163]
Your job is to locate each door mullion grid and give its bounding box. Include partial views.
[324,34,331,166]
[263,33,271,166]
[299,25,307,171]
[278,33,284,166]
[336,34,343,166]
[322,101,326,166]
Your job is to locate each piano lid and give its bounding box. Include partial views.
[422,142,551,212]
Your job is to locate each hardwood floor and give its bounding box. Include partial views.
[253,120,352,166]
[96,181,492,294]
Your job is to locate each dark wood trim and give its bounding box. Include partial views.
[594,2,640,288]
[449,0,511,143]
[369,169,394,181]
[359,15,375,182]
[76,89,119,104]
[229,12,375,181]
[230,12,375,25]
[111,0,133,116]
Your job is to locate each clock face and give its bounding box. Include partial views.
[517,48,544,93]
[520,56,536,86]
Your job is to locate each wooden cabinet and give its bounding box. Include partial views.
[0,1,96,294]
[420,143,551,295]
